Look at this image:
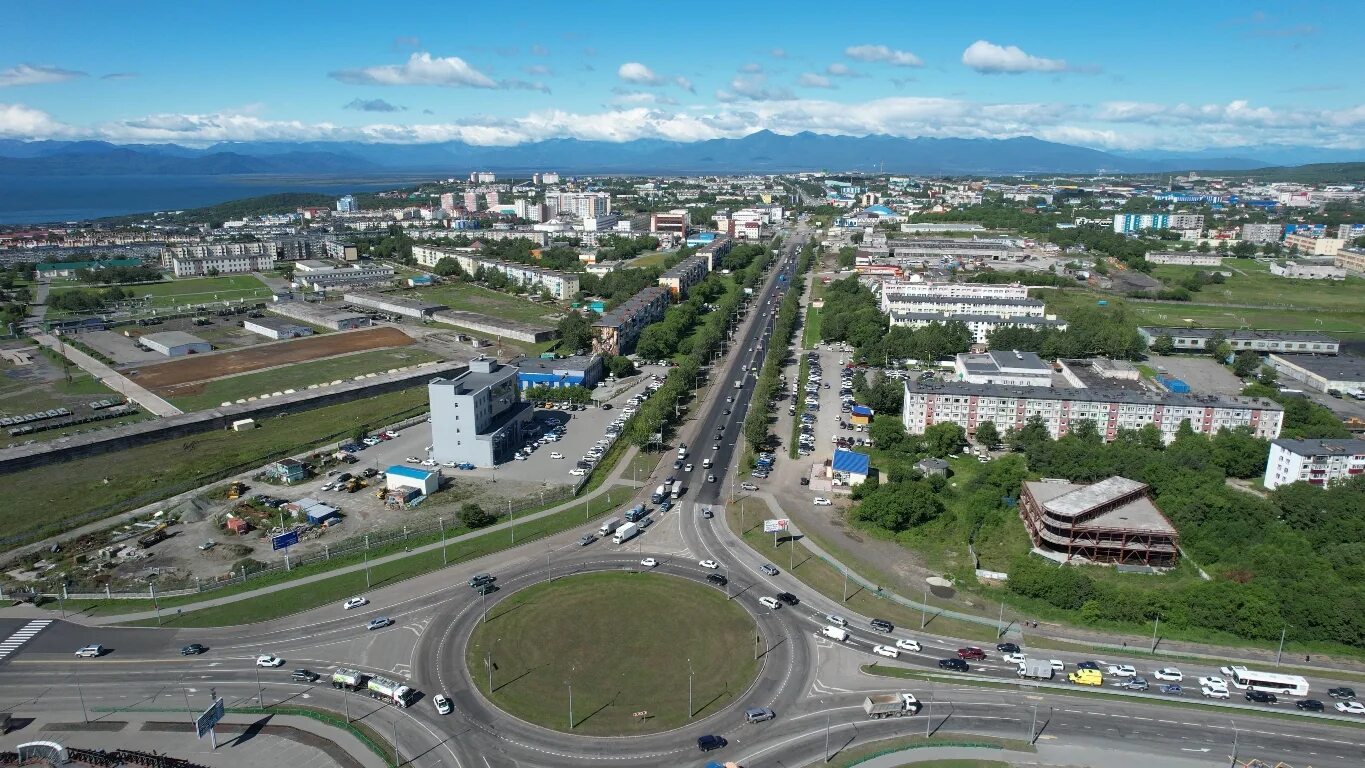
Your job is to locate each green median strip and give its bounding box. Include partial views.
[811,737,1021,768]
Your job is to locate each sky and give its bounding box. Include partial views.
[1,0,1361,152]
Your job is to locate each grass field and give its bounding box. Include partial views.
[48,275,273,314]
[412,282,566,326]
[0,388,429,546]
[1150,260,1365,312]
[466,571,759,735]
[166,347,441,411]
[626,251,670,269]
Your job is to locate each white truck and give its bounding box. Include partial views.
[612,521,639,544]
[650,484,668,504]
[670,480,683,499]
[367,675,417,708]
[1017,659,1055,680]
[331,668,368,691]
[820,625,849,642]
[863,693,922,719]
[599,517,622,536]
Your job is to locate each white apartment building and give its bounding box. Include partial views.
[1263,438,1365,490]
[902,381,1283,444]
[880,293,1045,318]
[163,241,278,277]
[546,192,611,218]
[411,245,579,299]
[1241,223,1283,244]
[889,311,1067,345]
[1144,252,1224,266]
[881,279,1030,301]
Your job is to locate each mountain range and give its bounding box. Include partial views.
[1,131,1361,176]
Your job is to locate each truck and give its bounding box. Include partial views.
[137,525,169,549]
[734,379,744,389]
[625,505,646,523]
[612,521,639,544]
[331,668,368,691]
[367,675,417,708]
[670,480,683,499]
[650,484,667,504]
[599,517,621,536]
[862,693,922,719]
[1017,659,1055,680]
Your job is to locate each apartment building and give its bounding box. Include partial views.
[591,287,670,355]
[1241,223,1283,244]
[1284,232,1345,256]
[1262,438,1365,490]
[163,241,277,277]
[546,192,611,218]
[901,380,1283,444]
[1334,247,1365,275]
[881,279,1030,301]
[411,245,580,299]
[1112,213,1205,234]
[650,209,690,238]
[889,311,1068,345]
[1144,252,1224,266]
[429,357,531,467]
[1137,327,1340,355]
[658,252,711,298]
[880,293,1045,318]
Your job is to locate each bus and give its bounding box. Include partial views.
[1226,666,1310,697]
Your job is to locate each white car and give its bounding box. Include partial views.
[640,557,658,568]
[1003,652,1027,665]
[421,459,437,467]
[405,456,422,463]
[758,596,782,610]
[872,644,900,659]
[1106,664,1137,678]
[1049,660,1066,672]
[740,482,759,491]
[343,596,369,610]
[1334,701,1365,715]
[895,638,922,652]
[813,497,832,506]
[549,452,564,459]
[684,463,694,472]
[1197,676,1228,691]
[433,694,453,715]
[1153,667,1183,682]
[74,644,105,658]
[1201,685,1230,700]
[569,468,587,476]
[256,654,284,667]
[698,559,720,570]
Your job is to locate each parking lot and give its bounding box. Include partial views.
[1145,354,1245,396]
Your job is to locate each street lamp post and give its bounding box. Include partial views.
[921,585,928,629]
[1152,614,1161,652]
[688,658,694,719]
[1276,625,1287,667]
[439,516,446,565]
[509,499,515,544]
[74,668,89,724]
[824,707,832,763]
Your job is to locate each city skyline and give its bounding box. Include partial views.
[0,1,1361,151]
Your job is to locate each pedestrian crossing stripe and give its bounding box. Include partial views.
[0,619,53,661]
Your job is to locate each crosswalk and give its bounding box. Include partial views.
[0,619,53,662]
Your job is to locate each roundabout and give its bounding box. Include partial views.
[463,571,761,735]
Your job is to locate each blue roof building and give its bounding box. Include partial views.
[829,449,871,487]
[386,465,440,495]
[510,354,604,391]
[851,405,874,417]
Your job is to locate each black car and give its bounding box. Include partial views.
[799,477,811,486]
[476,583,499,595]
[939,658,969,672]
[697,734,727,752]
[1296,699,1325,712]
[776,592,800,606]
[995,642,1020,653]
[291,669,320,683]
[869,619,894,633]
[180,643,206,656]
[1245,690,1278,704]
[1328,687,1357,699]
[1076,661,1101,670]
[706,573,728,586]
[468,574,495,587]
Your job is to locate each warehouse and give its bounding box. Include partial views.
[244,316,314,340]
[510,354,604,390]
[140,331,211,357]
[1138,327,1339,355]
[386,465,440,496]
[343,291,446,319]
[269,300,371,331]
[1268,354,1365,393]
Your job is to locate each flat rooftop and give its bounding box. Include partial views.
[245,316,310,332]
[142,330,208,347]
[890,311,1065,327]
[905,380,1283,411]
[1270,353,1365,379]
[1271,438,1365,456]
[511,354,600,374]
[884,296,1044,308]
[1141,327,1338,343]
[1026,477,1175,534]
[959,350,1050,375]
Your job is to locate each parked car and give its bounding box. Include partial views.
[812,497,832,506]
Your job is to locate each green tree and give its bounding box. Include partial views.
[433,257,463,277]
[855,482,944,532]
[1151,333,1175,355]
[1232,351,1261,378]
[869,417,909,452]
[607,355,637,379]
[459,503,497,529]
[974,421,1001,450]
[556,310,594,354]
[922,422,967,457]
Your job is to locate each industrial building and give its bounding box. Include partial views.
[386,464,441,496]
[510,354,604,390]
[889,238,1021,262]
[243,316,313,340]
[294,265,395,290]
[1268,260,1346,280]
[343,292,446,319]
[954,350,1052,386]
[591,287,671,356]
[902,380,1283,444]
[428,357,533,467]
[1144,252,1224,266]
[1267,354,1365,393]
[1019,476,1179,567]
[1263,438,1365,490]
[268,301,371,331]
[888,311,1066,346]
[430,310,554,344]
[1138,327,1340,356]
[140,331,211,357]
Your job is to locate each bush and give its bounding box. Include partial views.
[459,503,497,529]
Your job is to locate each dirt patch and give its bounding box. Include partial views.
[131,327,413,392]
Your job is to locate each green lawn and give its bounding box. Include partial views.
[48,275,273,315]
[167,347,442,411]
[1149,262,1365,312]
[411,282,566,325]
[0,389,429,548]
[627,251,670,269]
[467,572,759,735]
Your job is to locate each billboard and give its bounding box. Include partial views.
[271,530,300,551]
[762,519,789,534]
[196,697,225,739]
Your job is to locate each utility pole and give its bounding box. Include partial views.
[256,660,264,706]
[842,570,848,602]
[1152,614,1161,652]
[1029,702,1038,744]
[824,708,832,763]
[509,499,515,543]
[921,585,928,629]
[688,658,694,719]
[1276,625,1287,667]
[74,668,89,724]
[392,717,399,768]
[439,516,446,565]
[925,690,933,737]
[997,601,1005,637]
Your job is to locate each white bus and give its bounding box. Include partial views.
[1226,666,1310,697]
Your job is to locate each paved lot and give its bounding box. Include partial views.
[1146,354,1245,395]
[78,331,167,364]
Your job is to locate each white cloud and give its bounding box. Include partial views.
[618,62,663,85]
[961,40,1068,74]
[741,63,764,74]
[675,76,695,93]
[770,48,787,58]
[844,44,923,67]
[523,64,553,76]
[330,52,497,88]
[825,63,863,78]
[0,102,69,136]
[716,74,794,102]
[799,73,834,89]
[344,98,405,113]
[0,64,88,87]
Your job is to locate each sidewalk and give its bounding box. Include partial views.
[44,444,644,625]
[32,332,183,416]
[844,743,1221,768]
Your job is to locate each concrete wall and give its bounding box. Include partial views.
[430,310,554,343]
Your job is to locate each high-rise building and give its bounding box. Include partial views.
[463,191,480,212]
[1241,223,1283,244]
[1112,213,1204,234]
[336,195,358,213]
[439,193,458,215]
[546,192,611,219]
[485,191,501,208]
[469,171,496,183]
[428,357,531,467]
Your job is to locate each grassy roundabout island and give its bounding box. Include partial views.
[465,571,761,735]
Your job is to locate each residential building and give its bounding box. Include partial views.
[163,242,277,277]
[1144,252,1224,266]
[243,316,312,340]
[880,294,1045,318]
[1267,354,1365,393]
[532,172,559,185]
[140,331,211,357]
[591,287,670,355]
[439,192,459,215]
[1019,476,1179,567]
[1112,213,1204,234]
[1262,438,1365,490]
[658,252,711,298]
[1335,247,1365,275]
[510,354,604,390]
[336,195,358,213]
[650,209,690,238]
[954,350,1053,386]
[1241,223,1283,244]
[889,311,1068,345]
[881,279,1030,301]
[463,191,480,212]
[1268,260,1346,280]
[1137,327,1339,355]
[1284,232,1345,256]
[428,357,532,467]
[410,245,580,299]
[546,192,611,219]
[901,380,1283,444]
[323,240,359,262]
[469,171,496,183]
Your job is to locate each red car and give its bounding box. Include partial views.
[957,647,987,661]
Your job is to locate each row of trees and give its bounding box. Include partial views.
[743,242,815,453]
[48,286,133,313]
[634,276,729,361]
[73,265,163,285]
[985,304,1147,360]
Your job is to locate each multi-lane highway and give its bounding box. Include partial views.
[4,224,1365,767]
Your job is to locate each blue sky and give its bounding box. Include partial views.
[1,1,1360,150]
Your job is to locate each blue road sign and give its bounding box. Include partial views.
[271,530,300,551]
[196,697,225,739]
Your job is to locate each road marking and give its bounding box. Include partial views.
[0,619,53,661]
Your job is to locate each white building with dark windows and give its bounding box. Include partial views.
[1263,438,1365,490]
[428,357,533,467]
[889,311,1067,345]
[1138,327,1340,356]
[411,245,580,300]
[881,279,1030,301]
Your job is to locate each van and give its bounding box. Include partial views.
[759,596,782,610]
[1068,669,1103,686]
[821,625,849,642]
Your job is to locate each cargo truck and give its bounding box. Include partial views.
[612,521,639,544]
[366,675,417,708]
[331,668,368,691]
[670,480,683,499]
[1017,659,1055,680]
[599,517,621,536]
[650,484,667,504]
[862,693,922,719]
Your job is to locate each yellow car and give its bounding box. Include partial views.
[1068,669,1104,687]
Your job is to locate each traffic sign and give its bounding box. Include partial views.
[271,530,300,551]
[762,519,789,534]
[196,697,225,739]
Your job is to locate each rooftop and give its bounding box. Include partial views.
[958,350,1050,375]
[343,291,447,313]
[884,296,1044,308]
[1026,477,1176,534]
[430,357,514,394]
[831,449,870,475]
[890,311,1065,327]
[386,464,437,480]
[1141,327,1338,343]
[593,287,670,329]
[141,330,208,347]
[1271,438,1365,456]
[1268,353,1365,379]
[245,316,310,332]
[904,379,1282,411]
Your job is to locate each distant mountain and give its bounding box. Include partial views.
[2,131,1362,176]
